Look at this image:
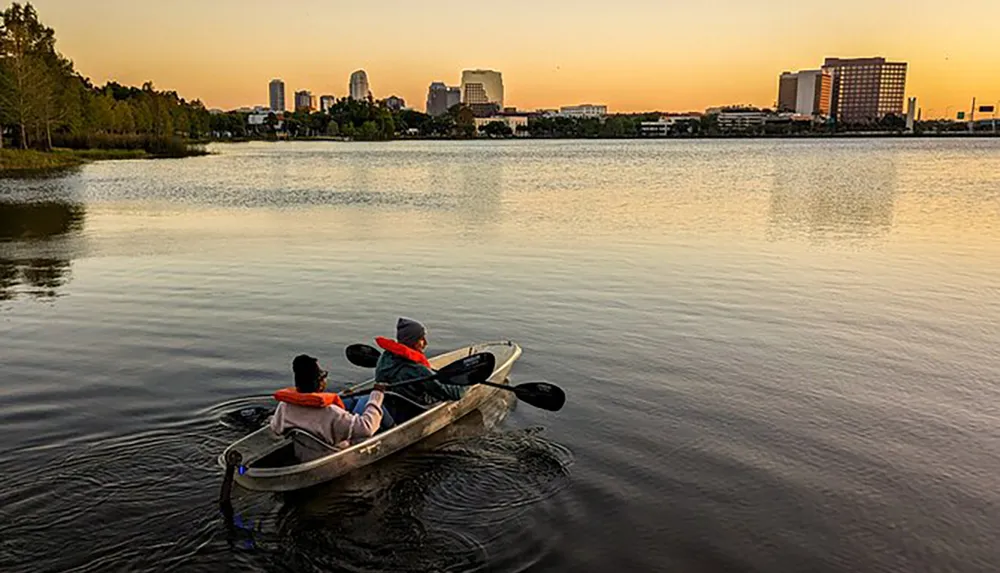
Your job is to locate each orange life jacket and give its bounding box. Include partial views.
[273,387,346,409]
[375,336,432,368]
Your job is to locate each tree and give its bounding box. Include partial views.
[308,112,330,136]
[264,112,278,135]
[480,120,512,138]
[356,120,379,141]
[456,106,476,138]
[376,109,394,139]
[325,120,339,137]
[0,2,57,148]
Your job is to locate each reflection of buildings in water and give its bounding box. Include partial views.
[0,201,85,301]
[457,155,503,230]
[768,149,898,244]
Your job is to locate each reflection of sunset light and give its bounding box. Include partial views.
[27,0,1000,118]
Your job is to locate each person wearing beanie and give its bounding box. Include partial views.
[374,317,466,421]
[269,354,389,448]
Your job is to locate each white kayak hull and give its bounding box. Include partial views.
[217,340,522,492]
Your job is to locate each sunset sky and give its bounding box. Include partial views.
[23,0,1000,118]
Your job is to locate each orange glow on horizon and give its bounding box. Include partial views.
[22,0,1000,119]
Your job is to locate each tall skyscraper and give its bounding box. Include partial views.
[319,95,336,112]
[778,73,798,112]
[350,70,371,101]
[269,79,286,112]
[777,69,832,116]
[446,86,461,111]
[426,82,461,116]
[294,90,315,112]
[460,70,503,108]
[823,57,907,123]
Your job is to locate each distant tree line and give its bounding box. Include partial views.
[210,99,486,141]
[0,3,210,154]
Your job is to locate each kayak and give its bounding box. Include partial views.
[217,340,523,492]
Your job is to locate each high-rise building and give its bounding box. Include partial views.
[269,79,286,112]
[446,86,461,111]
[777,69,832,116]
[294,90,315,112]
[778,73,798,112]
[461,70,503,108]
[426,82,462,116]
[350,70,371,101]
[319,95,336,112]
[823,57,907,123]
[384,96,406,111]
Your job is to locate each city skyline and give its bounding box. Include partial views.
[19,0,1000,119]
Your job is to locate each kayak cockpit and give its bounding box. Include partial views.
[219,341,523,492]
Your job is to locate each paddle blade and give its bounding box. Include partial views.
[512,382,566,412]
[345,344,381,368]
[436,352,496,386]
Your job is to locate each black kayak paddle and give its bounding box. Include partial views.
[345,343,566,412]
[345,343,381,369]
[343,351,496,398]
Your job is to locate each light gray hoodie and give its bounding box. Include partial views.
[269,391,384,449]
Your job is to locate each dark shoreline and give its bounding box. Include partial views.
[0,147,210,178]
[213,131,1000,143]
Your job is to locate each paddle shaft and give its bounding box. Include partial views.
[341,369,439,398]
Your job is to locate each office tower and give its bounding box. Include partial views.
[460,70,504,109]
[294,90,315,112]
[269,79,286,112]
[777,69,832,116]
[350,70,371,101]
[823,57,907,122]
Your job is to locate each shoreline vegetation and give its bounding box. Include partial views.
[0,144,208,175]
[1,2,994,178]
[0,3,211,176]
[218,130,998,143]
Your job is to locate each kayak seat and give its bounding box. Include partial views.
[286,428,339,462]
[383,391,430,426]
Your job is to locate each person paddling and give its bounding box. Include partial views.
[270,354,388,449]
[375,318,467,412]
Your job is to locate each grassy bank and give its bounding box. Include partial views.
[0,144,207,176]
[0,149,86,174]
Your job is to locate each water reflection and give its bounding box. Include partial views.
[456,153,503,235]
[768,147,898,245]
[222,392,573,572]
[0,200,85,301]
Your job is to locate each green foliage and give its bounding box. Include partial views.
[0,148,82,171]
[0,3,209,152]
[51,133,202,157]
[480,120,513,138]
[356,121,380,141]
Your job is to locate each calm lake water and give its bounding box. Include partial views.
[1,139,998,572]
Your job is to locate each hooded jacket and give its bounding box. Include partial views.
[373,337,466,406]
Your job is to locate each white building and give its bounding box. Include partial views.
[560,104,608,118]
[717,111,768,131]
[778,69,832,116]
[640,116,700,136]
[350,70,371,101]
[461,70,504,108]
[319,95,336,112]
[474,115,528,135]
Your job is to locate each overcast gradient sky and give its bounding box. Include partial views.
[24,0,1000,117]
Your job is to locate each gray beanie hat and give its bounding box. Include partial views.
[396,317,427,347]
